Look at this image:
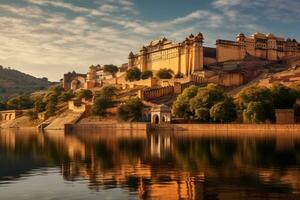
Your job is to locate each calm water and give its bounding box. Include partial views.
[1,129,300,200]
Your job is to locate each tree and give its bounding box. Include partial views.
[172,85,199,118]
[92,97,114,116]
[210,97,237,122]
[156,68,173,79]
[59,90,75,102]
[96,85,117,99]
[237,85,275,122]
[237,86,272,109]
[103,64,119,77]
[189,84,226,114]
[243,101,267,123]
[76,89,93,100]
[117,98,144,121]
[34,99,46,112]
[7,95,34,110]
[270,83,297,109]
[195,108,210,122]
[174,72,184,79]
[27,110,38,120]
[126,67,141,82]
[141,70,153,80]
[0,101,6,111]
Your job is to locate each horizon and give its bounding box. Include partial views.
[0,0,299,81]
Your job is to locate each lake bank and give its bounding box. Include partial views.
[64,122,300,135]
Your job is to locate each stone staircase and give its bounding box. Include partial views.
[43,111,84,130]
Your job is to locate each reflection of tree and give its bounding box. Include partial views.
[1,131,300,199]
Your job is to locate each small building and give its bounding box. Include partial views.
[151,104,171,124]
[275,109,294,124]
[0,110,23,121]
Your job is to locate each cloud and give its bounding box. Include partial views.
[0,0,298,81]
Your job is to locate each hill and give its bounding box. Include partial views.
[0,65,53,100]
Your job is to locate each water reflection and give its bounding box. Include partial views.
[0,129,300,199]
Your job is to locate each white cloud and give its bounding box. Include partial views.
[0,0,298,81]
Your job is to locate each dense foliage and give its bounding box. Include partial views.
[76,89,93,100]
[172,84,237,122]
[174,73,184,79]
[92,86,117,116]
[117,98,144,122]
[103,64,119,77]
[126,67,141,82]
[141,70,153,80]
[156,68,173,79]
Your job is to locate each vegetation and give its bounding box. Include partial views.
[92,86,117,116]
[156,68,173,79]
[76,89,93,100]
[174,72,184,79]
[117,98,144,122]
[59,90,75,102]
[126,67,141,82]
[141,70,153,80]
[103,64,119,77]
[173,84,237,122]
[0,66,52,99]
[6,95,34,110]
[92,97,114,116]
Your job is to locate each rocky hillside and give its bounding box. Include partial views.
[0,66,53,99]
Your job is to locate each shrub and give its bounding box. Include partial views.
[117,98,144,122]
[174,72,184,79]
[92,97,114,116]
[76,89,93,100]
[126,67,141,82]
[103,64,119,77]
[156,68,173,79]
[141,70,153,80]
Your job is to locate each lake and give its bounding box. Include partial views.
[0,129,300,200]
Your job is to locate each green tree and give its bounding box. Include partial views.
[59,90,75,102]
[45,99,57,117]
[117,98,144,122]
[237,85,275,122]
[195,108,210,122]
[172,85,199,118]
[96,85,117,99]
[76,89,93,100]
[140,70,153,80]
[270,83,297,109]
[103,64,119,77]
[34,99,46,112]
[237,86,272,109]
[189,84,226,114]
[243,101,267,123]
[210,97,237,122]
[27,110,38,120]
[126,67,141,82]
[174,72,184,79]
[156,68,173,79]
[92,97,114,116]
[7,95,34,110]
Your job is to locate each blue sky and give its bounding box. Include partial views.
[0,0,299,81]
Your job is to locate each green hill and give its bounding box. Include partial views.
[0,65,53,100]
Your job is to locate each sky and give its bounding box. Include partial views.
[0,0,299,81]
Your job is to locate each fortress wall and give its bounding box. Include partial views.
[219,73,244,86]
[217,44,242,62]
[138,86,174,100]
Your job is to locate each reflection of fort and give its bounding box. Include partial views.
[2,131,300,199]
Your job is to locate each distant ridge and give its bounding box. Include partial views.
[0,65,53,99]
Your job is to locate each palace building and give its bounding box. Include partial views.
[128,33,204,76]
[216,32,300,62]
